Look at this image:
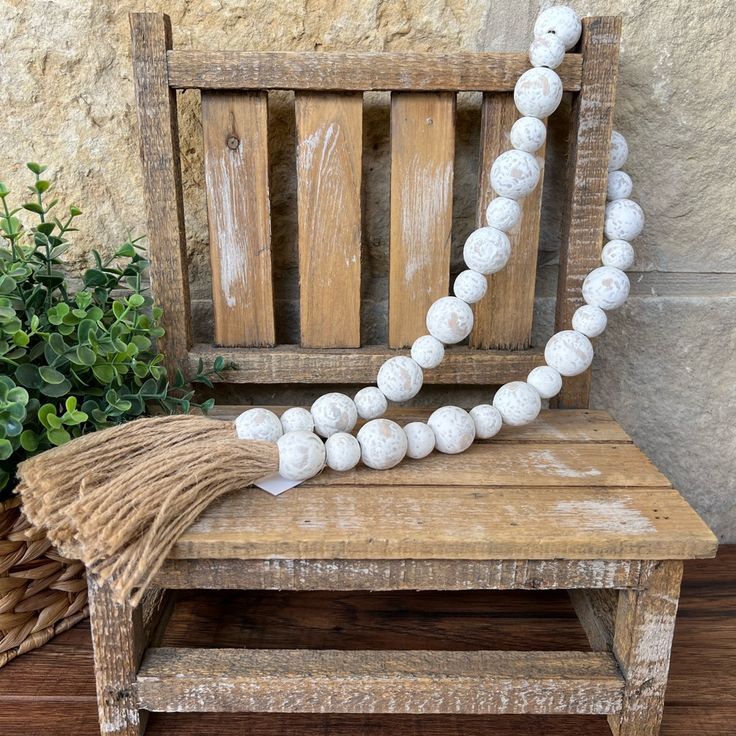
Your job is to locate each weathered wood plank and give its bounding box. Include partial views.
[187,343,545,384]
[154,558,643,591]
[167,51,583,92]
[388,92,455,347]
[202,91,275,346]
[553,16,622,408]
[137,648,624,715]
[569,589,618,650]
[471,93,544,350]
[130,13,191,374]
[296,92,362,347]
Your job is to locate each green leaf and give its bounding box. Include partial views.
[65,396,77,412]
[38,403,57,430]
[34,179,51,193]
[83,268,108,287]
[39,366,66,384]
[20,430,39,452]
[213,356,225,373]
[7,386,29,404]
[40,378,72,398]
[127,293,145,309]
[47,427,72,446]
[69,206,82,217]
[4,417,23,438]
[112,300,126,320]
[200,398,215,413]
[0,275,17,294]
[72,345,96,366]
[12,330,29,347]
[22,202,44,215]
[0,439,12,461]
[115,242,136,258]
[27,162,47,175]
[92,364,116,384]
[0,182,9,197]
[15,363,43,389]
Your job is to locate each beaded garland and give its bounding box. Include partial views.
[235,5,642,482]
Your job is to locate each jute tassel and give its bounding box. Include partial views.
[17,417,279,605]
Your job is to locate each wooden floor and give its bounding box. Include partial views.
[1,548,733,736]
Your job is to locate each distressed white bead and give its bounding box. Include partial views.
[544,330,594,376]
[377,356,423,402]
[426,296,474,344]
[453,269,488,304]
[529,33,566,69]
[604,199,644,241]
[493,381,541,426]
[403,422,436,459]
[526,365,563,399]
[357,419,407,470]
[572,304,608,338]
[514,67,563,118]
[583,266,630,311]
[410,335,445,370]
[353,387,387,420]
[311,392,357,438]
[607,171,633,201]
[427,406,476,454]
[608,130,629,171]
[510,116,547,153]
[235,408,283,442]
[280,407,314,434]
[277,430,325,481]
[485,196,521,231]
[463,227,511,275]
[469,404,503,439]
[533,6,582,50]
[601,239,635,270]
[490,149,540,200]
[325,432,361,472]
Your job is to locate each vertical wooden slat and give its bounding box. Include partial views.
[202,91,275,346]
[129,13,191,373]
[295,92,362,348]
[388,92,455,348]
[554,16,622,408]
[470,93,545,350]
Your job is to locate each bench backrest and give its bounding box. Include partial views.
[129,13,621,409]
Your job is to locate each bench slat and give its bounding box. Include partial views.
[137,648,624,715]
[202,91,275,346]
[296,92,363,347]
[389,92,455,347]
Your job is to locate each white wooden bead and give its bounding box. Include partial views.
[280,407,314,434]
[353,387,388,420]
[410,335,445,369]
[357,419,407,470]
[377,356,423,402]
[485,196,521,231]
[426,296,474,344]
[533,6,582,50]
[403,422,436,459]
[325,432,361,472]
[311,392,358,438]
[607,171,633,200]
[601,239,635,270]
[453,269,488,304]
[604,199,644,241]
[583,266,630,311]
[490,149,540,200]
[235,408,283,442]
[493,381,541,426]
[427,406,476,454]
[463,227,511,275]
[514,67,563,118]
[526,365,563,399]
[469,404,503,439]
[277,430,325,481]
[608,130,629,171]
[510,116,547,153]
[529,33,566,69]
[544,330,594,376]
[572,304,608,338]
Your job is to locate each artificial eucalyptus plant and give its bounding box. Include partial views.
[0,163,225,500]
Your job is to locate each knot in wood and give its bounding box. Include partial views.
[226,135,240,150]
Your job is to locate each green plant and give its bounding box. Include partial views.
[0,163,227,500]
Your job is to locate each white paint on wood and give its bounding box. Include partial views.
[553,499,656,534]
[527,449,603,478]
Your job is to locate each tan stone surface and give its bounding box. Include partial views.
[1,0,734,538]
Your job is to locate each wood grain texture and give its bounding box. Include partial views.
[187,343,545,384]
[471,93,544,350]
[136,648,624,715]
[202,91,275,346]
[569,589,618,651]
[553,16,622,408]
[296,92,362,347]
[129,13,191,374]
[167,51,583,92]
[388,92,455,347]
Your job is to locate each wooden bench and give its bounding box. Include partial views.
[86,12,717,735]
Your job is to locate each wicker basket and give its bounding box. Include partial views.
[0,496,88,667]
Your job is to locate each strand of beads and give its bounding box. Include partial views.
[234,6,640,483]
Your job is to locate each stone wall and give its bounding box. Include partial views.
[2,0,734,540]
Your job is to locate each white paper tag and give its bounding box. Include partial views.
[254,473,303,496]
